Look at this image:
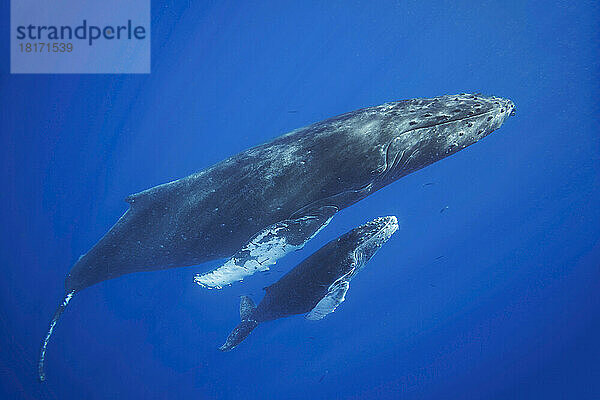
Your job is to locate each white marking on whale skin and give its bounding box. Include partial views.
[254,142,304,187]
[194,214,334,289]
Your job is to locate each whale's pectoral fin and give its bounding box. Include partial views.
[305,279,350,320]
[194,205,338,289]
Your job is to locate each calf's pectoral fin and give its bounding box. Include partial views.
[306,279,350,320]
[194,205,338,289]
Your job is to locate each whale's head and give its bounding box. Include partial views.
[341,216,399,275]
[374,93,515,185]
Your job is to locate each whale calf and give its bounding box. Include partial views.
[219,216,399,351]
[39,93,514,380]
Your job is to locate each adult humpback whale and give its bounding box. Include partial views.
[39,93,514,380]
[219,216,399,351]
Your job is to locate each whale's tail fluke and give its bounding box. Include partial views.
[38,290,75,382]
[219,295,258,351]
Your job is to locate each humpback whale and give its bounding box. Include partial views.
[219,216,399,351]
[39,93,514,380]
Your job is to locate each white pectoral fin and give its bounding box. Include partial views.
[195,207,337,289]
[194,257,271,290]
[194,222,299,289]
[306,280,350,320]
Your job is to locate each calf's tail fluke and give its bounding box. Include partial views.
[38,290,75,382]
[219,295,259,351]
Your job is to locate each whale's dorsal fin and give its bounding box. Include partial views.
[306,279,350,320]
[125,189,154,207]
[125,193,140,205]
[125,178,181,207]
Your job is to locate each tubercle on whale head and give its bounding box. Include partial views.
[342,216,399,270]
[374,93,515,184]
[430,93,516,154]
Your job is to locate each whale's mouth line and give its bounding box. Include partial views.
[399,108,501,136]
[377,104,511,183]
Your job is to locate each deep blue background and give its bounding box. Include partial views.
[1,1,599,399]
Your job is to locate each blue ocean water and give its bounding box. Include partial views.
[1,1,599,399]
